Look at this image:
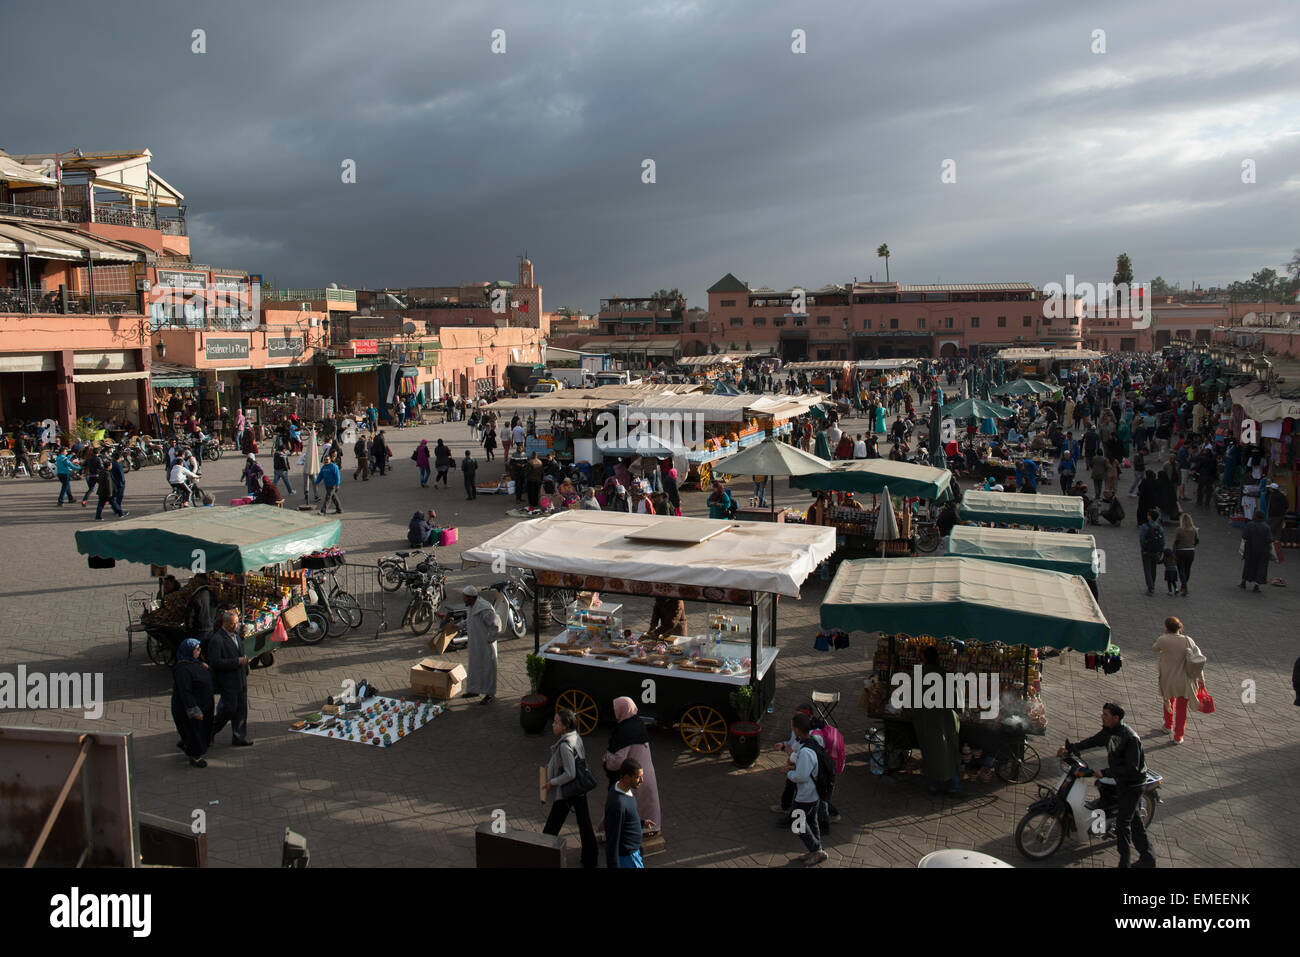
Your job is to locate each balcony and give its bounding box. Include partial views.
[264,287,357,305]
[0,287,140,315]
[0,200,185,234]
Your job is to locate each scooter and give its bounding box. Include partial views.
[1014,740,1162,860]
[487,575,530,639]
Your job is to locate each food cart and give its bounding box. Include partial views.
[821,556,1111,784]
[791,459,954,553]
[946,525,1102,597]
[75,506,341,669]
[463,511,835,752]
[958,490,1085,530]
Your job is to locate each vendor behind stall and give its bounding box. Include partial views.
[646,597,688,639]
[183,573,218,638]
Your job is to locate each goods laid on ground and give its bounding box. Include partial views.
[292,695,445,747]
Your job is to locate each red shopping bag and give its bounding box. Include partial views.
[1195,686,1215,714]
[1274,541,1285,563]
[270,616,290,644]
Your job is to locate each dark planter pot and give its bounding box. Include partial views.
[729,720,762,767]
[520,694,550,734]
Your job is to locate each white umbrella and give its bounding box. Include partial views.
[873,483,900,549]
[716,437,831,517]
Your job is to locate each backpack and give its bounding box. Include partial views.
[1140,521,1164,554]
[801,734,836,802]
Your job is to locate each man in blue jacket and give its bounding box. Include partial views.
[604,758,645,868]
[314,458,342,514]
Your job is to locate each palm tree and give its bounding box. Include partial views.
[876,244,891,282]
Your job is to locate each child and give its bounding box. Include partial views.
[1162,547,1180,595]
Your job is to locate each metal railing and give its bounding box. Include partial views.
[264,288,358,304]
[0,287,140,315]
[0,201,185,234]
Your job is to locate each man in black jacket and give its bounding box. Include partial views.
[205,608,254,747]
[183,574,218,638]
[604,758,644,868]
[1059,703,1154,868]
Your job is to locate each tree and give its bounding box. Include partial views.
[876,244,891,282]
[1113,253,1133,286]
[1150,276,1176,296]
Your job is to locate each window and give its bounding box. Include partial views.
[997,316,1006,327]
[690,323,698,333]
[720,299,736,307]
[944,316,954,329]
[863,318,872,330]
[729,316,743,326]
[793,317,806,327]
[1023,315,1032,327]
[606,324,617,335]
[970,317,979,328]
[816,316,831,325]
[917,317,926,329]
[772,318,786,328]
[817,348,833,360]
[752,317,766,327]
[1042,315,1051,326]
[889,317,899,329]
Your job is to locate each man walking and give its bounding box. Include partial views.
[205,608,254,747]
[1058,703,1154,868]
[109,452,128,515]
[93,457,126,519]
[462,450,478,499]
[1139,509,1164,596]
[272,444,294,495]
[604,758,646,868]
[353,432,369,481]
[786,712,829,866]
[460,585,501,704]
[314,456,343,514]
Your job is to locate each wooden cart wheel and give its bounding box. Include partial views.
[680,704,728,754]
[994,741,1041,784]
[556,689,599,735]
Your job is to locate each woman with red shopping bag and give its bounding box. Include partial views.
[1152,616,1207,744]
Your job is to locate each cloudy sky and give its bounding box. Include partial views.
[4,0,1298,311]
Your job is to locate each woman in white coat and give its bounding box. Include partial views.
[1152,615,1205,745]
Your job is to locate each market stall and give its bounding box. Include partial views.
[822,556,1110,783]
[75,506,342,668]
[790,460,953,554]
[463,511,835,753]
[958,490,1085,530]
[946,525,1101,597]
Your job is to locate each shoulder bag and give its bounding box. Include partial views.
[1184,635,1206,680]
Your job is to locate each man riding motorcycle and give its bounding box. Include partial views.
[1056,702,1156,868]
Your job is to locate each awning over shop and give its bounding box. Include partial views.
[958,490,1085,529]
[791,459,953,499]
[784,360,851,372]
[947,525,1099,580]
[820,556,1110,651]
[328,358,381,374]
[1230,382,1300,423]
[74,505,341,574]
[856,358,918,370]
[150,362,202,389]
[463,510,836,598]
[399,366,420,377]
[0,220,144,262]
[72,370,150,384]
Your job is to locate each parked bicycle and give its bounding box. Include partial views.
[378,549,446,592]
[401,568,447,636]
[494,567,574,627]
[302,567,363,640]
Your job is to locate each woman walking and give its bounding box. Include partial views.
[171,638,214,768]
[372,431,390,476]
[1240,511,1273,593]
[602,697,662,836]
[1173,513,1198,596]
[542,709,598,868]
[414,439,431,487]
[433,438,453,487]
[1152,616,1206,745]
[482,425,497,461]
[240,454,264,496]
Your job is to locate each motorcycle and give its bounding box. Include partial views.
[186,434,221,461]
[487,575,530,639]
[1014,739,1162,860]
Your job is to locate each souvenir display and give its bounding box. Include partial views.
[291,695,445,747]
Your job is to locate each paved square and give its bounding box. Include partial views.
[2,410,1296,868]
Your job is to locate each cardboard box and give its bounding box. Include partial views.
[426,622,459,656]
[411,657,466,699]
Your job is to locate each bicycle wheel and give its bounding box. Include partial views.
[408,599,435,636]
[162,490,182,511]
[325,601,350,637]
[296,606,330,644]
[377,560,404,592]
[206,444,222,461]
[330,589,363,629]
[914,524,941,553]
[549,587,575,624]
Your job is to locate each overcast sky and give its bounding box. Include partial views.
[4,0,1298,311]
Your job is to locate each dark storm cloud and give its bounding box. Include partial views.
[2,0,1297,308]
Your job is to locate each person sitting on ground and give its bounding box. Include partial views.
[407,510,436,547]
[255,475,282,506]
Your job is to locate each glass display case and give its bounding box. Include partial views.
[564,601,624,643]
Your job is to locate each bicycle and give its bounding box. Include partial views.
[401,569,446,636]
[304,568,363,638]
[378,548,445,592]
[163,479,200,511]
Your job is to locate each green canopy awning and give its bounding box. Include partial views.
[820,556,1110,651]
[791,459,952,499]
[991,378,1058,398]
[947,525,1098,579]
[75,506,341,573]
[328,358,380,373]
[939,398,1018,420]
[958,490,1084,529]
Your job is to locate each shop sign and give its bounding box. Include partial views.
[352,339,378,355]
[268,336,304,358]
[205,337,250,361]
[156,269,207,289]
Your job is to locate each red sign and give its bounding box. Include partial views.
[352,339,378,355]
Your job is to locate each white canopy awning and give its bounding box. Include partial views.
[72,371,149,384]
[463,510,836,598]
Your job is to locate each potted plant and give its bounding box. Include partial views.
[520,653,549,734]
[728,684,762,768]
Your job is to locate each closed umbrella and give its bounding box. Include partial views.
[302,429,320,506]
[873,484,900,554]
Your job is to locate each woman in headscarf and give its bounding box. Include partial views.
[661,462,681,516]
[414,439,431,487]
[913,646,962,794]
[171,638,214,769]
[407,510,435,547]
[240,426,258,456]
[256,474,282,506]
[372,430,390,476]
[1154,468,1178,520]
[602,697,662,834]
[433,438,453,487]
[240,453,264,495]
[834,433,853,460]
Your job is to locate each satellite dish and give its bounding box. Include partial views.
[403,322,417,335]
[360,307,372,316]
[327,282,339,289]
[1242,312,1257,325]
